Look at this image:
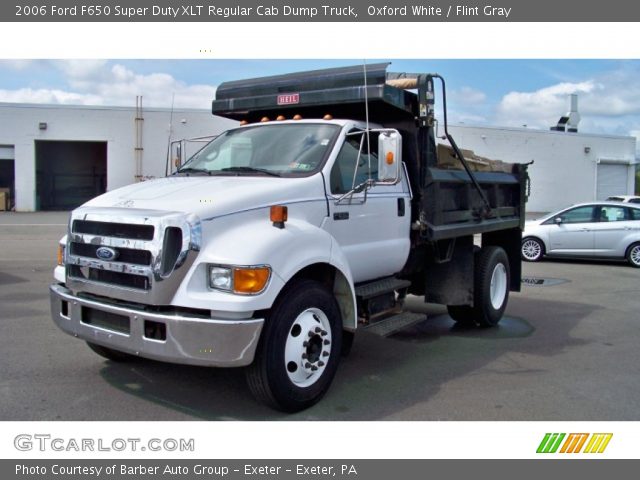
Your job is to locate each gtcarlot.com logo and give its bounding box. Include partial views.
[536,433,613,454]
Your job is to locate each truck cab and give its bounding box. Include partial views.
[50,64,528,412]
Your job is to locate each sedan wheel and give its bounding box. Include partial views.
[627,243,640,268]
[521,238,544,262]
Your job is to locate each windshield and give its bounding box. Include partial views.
[176,123,340,176]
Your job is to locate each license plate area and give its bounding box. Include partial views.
[81,307,130,334]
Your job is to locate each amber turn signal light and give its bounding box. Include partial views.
[386,151,395,165]
[57,244,65,266]
[233,267,271,294]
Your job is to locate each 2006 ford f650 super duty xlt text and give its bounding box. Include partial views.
[50,64,529,411]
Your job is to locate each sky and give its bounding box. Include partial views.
[1,59,640,141]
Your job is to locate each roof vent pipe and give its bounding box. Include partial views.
[551,94,580,133]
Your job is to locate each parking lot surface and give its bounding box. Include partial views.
[1,212,639,420]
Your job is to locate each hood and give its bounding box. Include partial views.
[83,175,325,219]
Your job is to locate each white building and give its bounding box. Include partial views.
[449,124,637,213]
[0,103,234,211]
[0,102,637,213]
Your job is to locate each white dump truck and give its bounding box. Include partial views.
[50,64,529,411]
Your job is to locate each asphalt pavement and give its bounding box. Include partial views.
[1,211,639,420]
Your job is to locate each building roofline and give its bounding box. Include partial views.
[451,122,635,141]
[0,101,211,114]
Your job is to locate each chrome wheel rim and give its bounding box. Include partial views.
[631,245,640,266]
[522,239,542,261]
[284,308,331,388]
[490,263,508,310]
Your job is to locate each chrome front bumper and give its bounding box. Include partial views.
[50,284,264,367]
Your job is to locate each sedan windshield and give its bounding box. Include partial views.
[177,123,340,176]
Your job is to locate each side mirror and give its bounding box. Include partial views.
[377,130,402,184]
[554,217,563,225]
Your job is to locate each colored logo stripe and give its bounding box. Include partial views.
[537,433,613,453]
[560,433,589,453]
[583,433,613,453]
[537,433,566,453]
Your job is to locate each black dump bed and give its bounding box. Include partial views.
[212,63,528,243]
[213,63,416,123]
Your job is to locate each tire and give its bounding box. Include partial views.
[246,280,342,412]
[86,342,137,362]
[447,246,510,328]
[627,242,640,268]
[521,237,544,262]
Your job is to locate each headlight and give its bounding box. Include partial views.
[208,265,271,295]
[57,244,66,266]
[209,266,232,290]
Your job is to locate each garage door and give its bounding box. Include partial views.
[597,163,629,200]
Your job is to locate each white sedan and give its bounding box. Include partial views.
[522,201,640,267]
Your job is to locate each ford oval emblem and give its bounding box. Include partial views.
[96,246,118,261]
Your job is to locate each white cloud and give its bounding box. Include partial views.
[0,61,216,109]
[496,81,597,129]
[495,66,640,140]
[0,88,103,105]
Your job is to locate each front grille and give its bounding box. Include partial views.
[69,242,152,266]
[66,209,199,305]
[72,220,154,240]
[81,307,130,334]
[69,265,150,290]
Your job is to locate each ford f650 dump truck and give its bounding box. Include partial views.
[50,64,528,412]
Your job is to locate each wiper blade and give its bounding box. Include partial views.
[174,167,212,175]
[220,166,281,177]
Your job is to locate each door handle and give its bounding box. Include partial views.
[333,212,349,221]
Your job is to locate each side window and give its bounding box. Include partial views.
[599,206,626,222]
[330,132,378,195]
[543,206,595,224]
[628,208,640,220]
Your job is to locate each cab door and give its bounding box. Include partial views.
[322,130,411,283]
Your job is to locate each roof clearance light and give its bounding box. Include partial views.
[239,120,249,126]
[293,114,302,120]
[260,117,270,122]
[276,115,286,121]
[386,151,395,165]
[323,114,333,120]
[270,205,288,229]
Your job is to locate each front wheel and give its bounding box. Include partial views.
[246,280,342,412]
[627,242,640,268]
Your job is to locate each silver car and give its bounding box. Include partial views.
[522,202,640,267]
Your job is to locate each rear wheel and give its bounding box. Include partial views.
[86,342,137,362]
[246,280,342,412]
[521,237,544,262]
[627,242,640,268]
[447,246,510,328]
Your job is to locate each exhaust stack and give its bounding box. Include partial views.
[551,94,580,132]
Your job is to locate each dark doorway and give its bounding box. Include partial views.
[35,140,107,211]
[0,152,14,211]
